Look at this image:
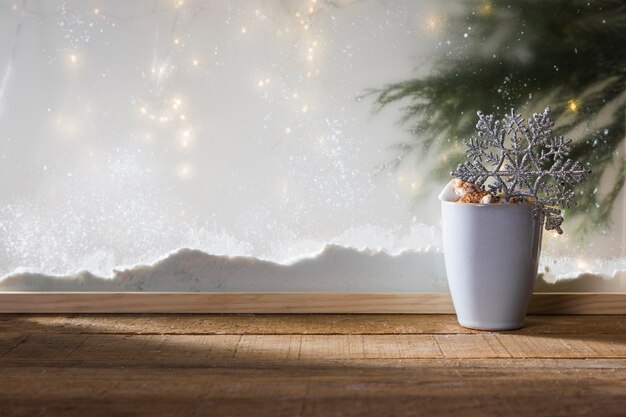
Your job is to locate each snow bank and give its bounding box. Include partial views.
[0,245,447,292]
[1,244,624,292]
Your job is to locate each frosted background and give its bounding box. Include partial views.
[0,0,624,289]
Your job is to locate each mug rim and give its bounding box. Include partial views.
[440,200,534,209]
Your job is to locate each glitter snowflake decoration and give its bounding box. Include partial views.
[452,106,591,234]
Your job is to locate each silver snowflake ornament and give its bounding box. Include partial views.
[452,106,591,234]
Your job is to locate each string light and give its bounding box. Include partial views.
[192,59,199,66]
[11,4,17,11]
[93,8,100,15]
[177,162,193,180]
[54,116,79,137]
[241,27,247,34]
[68,54,78,64]
[425,14,444,32]
[285,127,291,134]
[480,2,494,16]
[567,99,580,113]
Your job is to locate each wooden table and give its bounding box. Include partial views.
[0,314,625,416]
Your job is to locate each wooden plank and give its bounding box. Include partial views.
[299,335,356,360]
[0,313,474,335]
[4,333,623,364]
[357,335,443,359]
[0,314,624,336]
[0,292,625,314]
[496,334,626,359]
[3,333,88,360]
[0,362,624,417]
[528,293,626,314]
[0,333,28,357]
[235,335,301,360]
[435,334,511,358]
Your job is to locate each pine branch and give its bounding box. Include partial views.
[368,0,626,232]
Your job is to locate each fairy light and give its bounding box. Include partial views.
[11,4,17,11]
[292,92,298,99]
[241,27,247,34]
[174,0,184,8]
[576,258,590,270]
[285,127,291,134]
[177,162,193,180]
[257,80,265,87]
[174,38,181,45]
[172,97,182,110]
[426,17,437,31]
[567,99,580,113]
[180,114,187,121]
[93,8,100,15]
[480,2,494,15]
[54,116,80,137]
[425,14,444,32]
[192,59,199,66]
[301,105,308,113]
[139,106,148,115]
[68,54,78,64]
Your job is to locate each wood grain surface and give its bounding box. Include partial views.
[1,292,625,313]
[0,314,625,416]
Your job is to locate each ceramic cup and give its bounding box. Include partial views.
[441,201,543,330]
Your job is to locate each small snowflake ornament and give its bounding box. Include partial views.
[451,106,591,234]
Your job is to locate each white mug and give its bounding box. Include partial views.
[441,201,543,330]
